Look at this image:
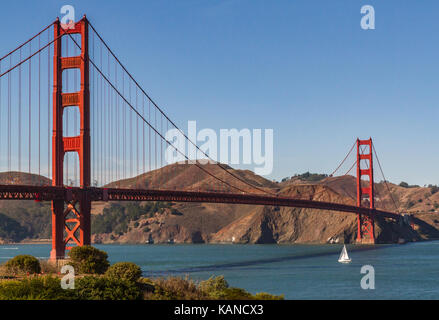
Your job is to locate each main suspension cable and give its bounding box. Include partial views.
[64,30,252,194]
[372,143,399,213]
[329,140,356,177]
[87,21,274,195]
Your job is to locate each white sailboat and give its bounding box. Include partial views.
[338,244,351,263]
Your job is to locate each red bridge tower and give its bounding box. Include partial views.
[356,138,375,244]
[50,17,90,260]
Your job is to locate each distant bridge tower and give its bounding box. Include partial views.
[51,16,91,260]
[356,138,375,244]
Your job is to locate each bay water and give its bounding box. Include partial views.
[1,241,438,299]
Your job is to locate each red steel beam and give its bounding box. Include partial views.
[0,184,399,220]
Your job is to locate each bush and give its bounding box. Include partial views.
[105,262,142,282]
[68,246,110,274]
[0,276,74,300]
[254,292,284,300]
[75,276,142,300]
[198,276,284,300]
[145,276,207,300]
[39,260,59,274]
[220,287,253,299]
[199,276,229,299]
[5,255,41,275]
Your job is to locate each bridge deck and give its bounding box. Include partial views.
[0,184,399,219]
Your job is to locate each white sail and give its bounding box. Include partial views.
[338,245,351,263]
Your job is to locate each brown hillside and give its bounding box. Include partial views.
[0,169,437,244]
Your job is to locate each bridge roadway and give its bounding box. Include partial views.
[0,184,399,220]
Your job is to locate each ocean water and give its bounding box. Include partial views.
[0,241,438,299]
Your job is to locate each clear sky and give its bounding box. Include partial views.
[0,0,438,185]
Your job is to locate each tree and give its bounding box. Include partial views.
[5,255,41,274]
[68,246,110,274]
[105,262,142,282]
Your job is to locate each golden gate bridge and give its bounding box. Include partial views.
[0,16,402,260]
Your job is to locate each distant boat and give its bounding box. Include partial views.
[338,245,351,263]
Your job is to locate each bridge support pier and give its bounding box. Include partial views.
[50,17,90,260]
[356,138,375,244]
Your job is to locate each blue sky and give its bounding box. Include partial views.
[0,0,438,185]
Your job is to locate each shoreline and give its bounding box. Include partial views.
[2,238,439,246]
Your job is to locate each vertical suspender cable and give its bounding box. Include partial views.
[18,48,22,173]
[148,99,151,173]
[143,96,145,174]
[38,35,41,176]
[129,79,132,178]
[0,59,1,170]
[29,42,32,173]
[47,30,51,181]
[8,55,11,180]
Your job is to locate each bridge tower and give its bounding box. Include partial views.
[50,16,91,260]
[356,138,375,244]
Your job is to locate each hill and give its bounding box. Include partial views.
[0,166,438,244]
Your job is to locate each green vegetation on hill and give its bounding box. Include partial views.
[0,249,283,300]
[399,181,420,188]
[289,172,328,182]
[0,199,174,242]
[0,201,51,242]
[91,201,172,235]
[0,213,30,242]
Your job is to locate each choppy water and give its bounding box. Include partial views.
[1,241,438,299]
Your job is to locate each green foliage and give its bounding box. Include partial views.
[219,287,253,299]
[199,276,229,299]
[145,276,207,300]
[68,246,110,274]
[406,201,415,209]
[5,255,41,275]
[0,273,282,300]
[0,201,51,242]
[75,276,142,300]
[293,172,328,182]
[429,185,439,195]
[0,276,73,300]
[145,275,284,300]
[170,208,182,216]
[105,262,142,282]
[253,292,285,300]
[0,213,29,242]
[91,202,172,235]
[399,182,420,188]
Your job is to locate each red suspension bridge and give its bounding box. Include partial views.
[0,16,402,260]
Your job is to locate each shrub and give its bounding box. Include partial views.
[0,276,74,300]
[199,276,229,299]
[68,246,110,274]
[199,276,284,300]
[219,287,253,299]
[105,262,142,282]
[39,260,59,274]
[75,276,142,300]
[5,255,41,275]
[430,185,439,195]
[254,292,284,300]
[145,276,207,300]
[406,201,415,209]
